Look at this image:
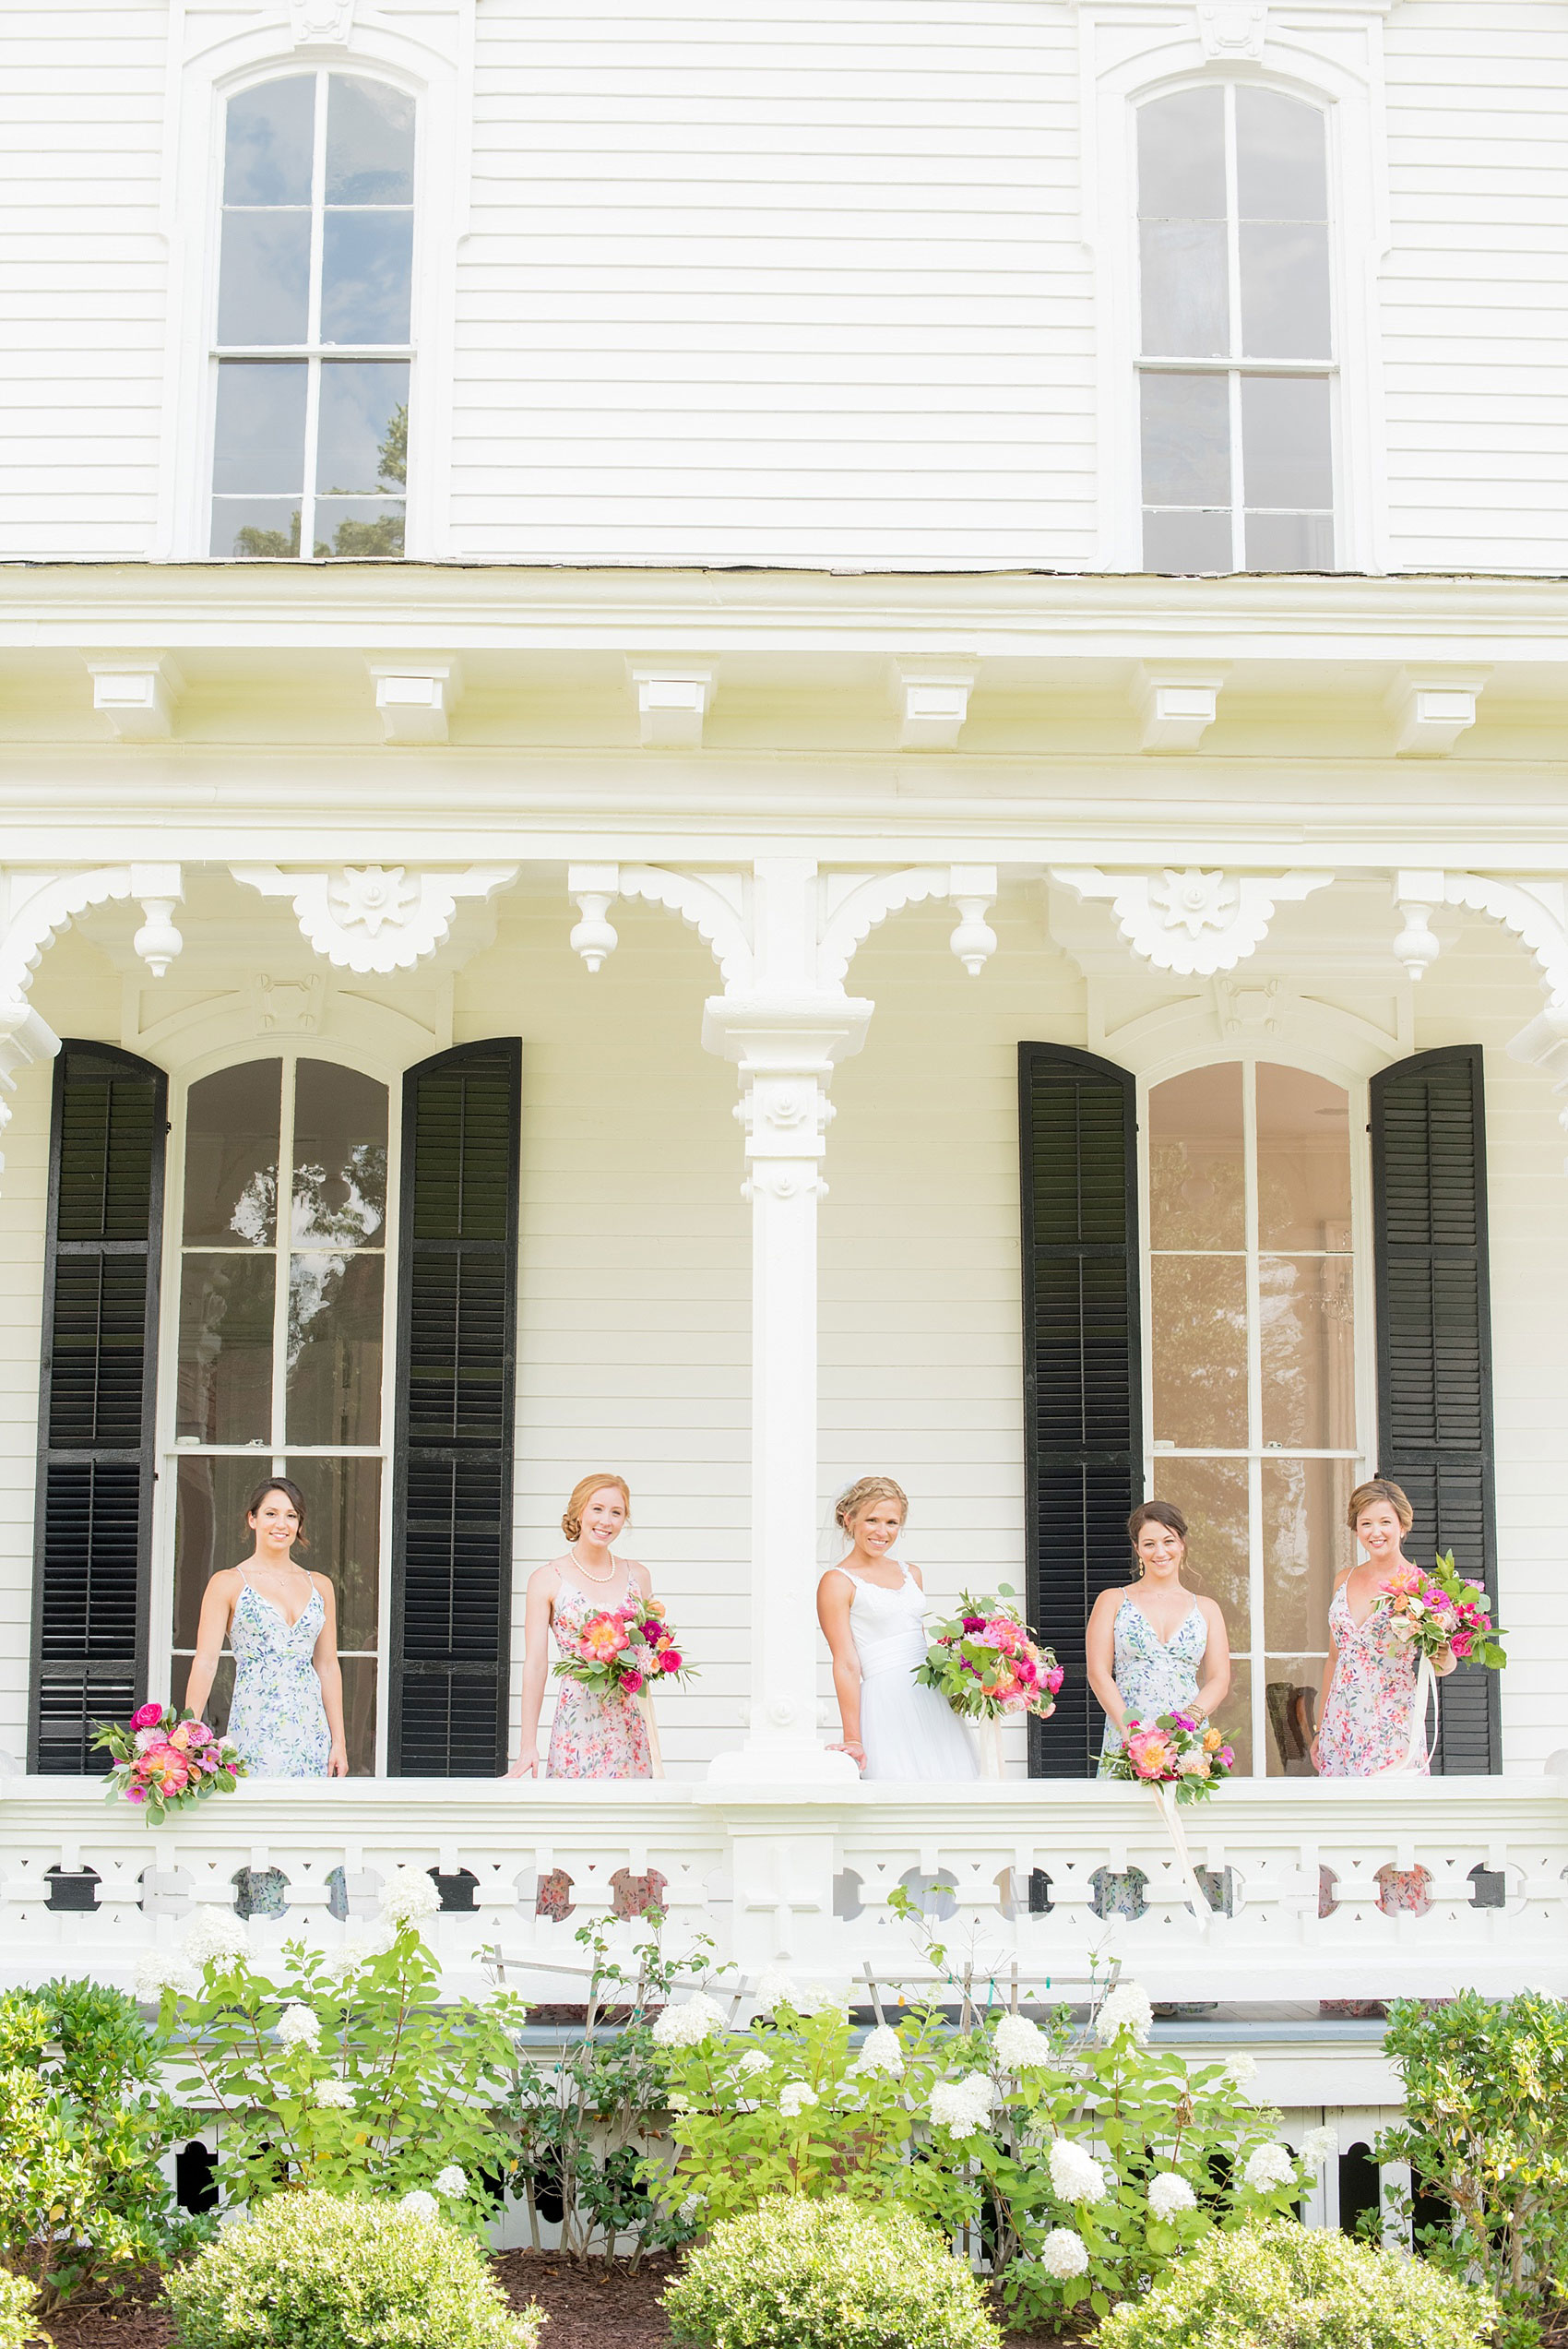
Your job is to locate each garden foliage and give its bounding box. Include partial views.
[1097,2214,1494,2349]
[0,2270,42,2349]
[165,2190,543,2349]
[661,2194,1001,2349]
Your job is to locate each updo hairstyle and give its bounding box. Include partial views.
[1347,1476,1413,1533]
[244,1476,309,1548]
[835,1475,909,1535]
[563,1473,633,1543]
[1126,1498,1188,1551]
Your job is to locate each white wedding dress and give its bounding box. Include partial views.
[836,1562,980,1782]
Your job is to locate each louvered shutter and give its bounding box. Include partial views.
[30,1043,166,1771]
[1019,1044,1142,1776]
[1370,1045,1499,1773]
[388,1041,520,1775]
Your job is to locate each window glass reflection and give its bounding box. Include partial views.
[327,76,414,204]
[315,364,408,497]
[173,1455,274,1650]
[1141,221,1229,357]
[1149,1065,1245,1250]
[224,76,315,207]
[1263,1457,1352,1657]
[1142,509,1231,574]
[1245,512,1336,573]
[1151,1255,1249,1449]
[281,1455,381,1652]
[218,214,311,347]
[1236,88,1327,222]
[287,1253,384,1446]
[1152,1456,1251,1645]
[291,1060,387,1246]
[184,1064,280,1245]
[1241,375,1333,509]
[1261,1254,1356,1449]
[1256,1065,1351,1248]
[1241,224,1331,361]
[213,363,306,494]
[1207,1659,1252,1777]
[1140,372,1230,508]
[321,213,413,344]
[1137,87,1226,218]
[177,1254,275,1444]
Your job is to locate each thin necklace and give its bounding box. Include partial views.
[569,1542,618,1585]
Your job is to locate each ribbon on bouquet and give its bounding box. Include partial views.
[978,1717,1004,1781]
[1152,1783,1213,1938]
[1393,1650,1440,1776]
[636,1688,667,1781]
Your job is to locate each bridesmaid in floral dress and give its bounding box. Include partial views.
[1313,1477,1456,1779]
[507,1474,664,1919]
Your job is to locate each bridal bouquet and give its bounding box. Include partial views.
[94,1702,246,1822]
[915,1584,1063,1723]
[554,1593,694,1698]
[1375,1553,1506,1669]
[1101,1710,1234,1806]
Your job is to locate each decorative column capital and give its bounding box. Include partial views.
[702,995,873,1198]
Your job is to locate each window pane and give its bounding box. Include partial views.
[1141,372,1230,507]
[327,77,415,204]
[1245,510,1335,572]
[177,1254,276,1444]
[1207,1658,1252,1776]
[1137,88,1226,218]
[316,362,409,495]
[1241,373,1332,508]
[1257,1065,1351,1249]
[286,1252,384,1446]
[282,1455,381,1652]
[1151,1456,1251,1646]
[321,211,413,343]
[1240,222,1331,359]
[291,1061,388,1246]
[1141,220,1229,357]
[1261,1254,1356,1449]
[337,1655,377,1775]
[213,361,307,493]
[1263,1651,1323,1774]
[1151,1255,1249,1448]
[1237,89,1326,222]
[1149,1065,1245,1250]
[173,1455,273,1651]
[211,498,302,559]
[313,500,406,559]
[184,1064,281,1245]
[218,212,311,345]
[224,77,315,207]
[1264,1457,1353,1658]
[1143,507,1231,574]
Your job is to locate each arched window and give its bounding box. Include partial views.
[1137,86,1335,573]
[209,72,413,559]
[1145,1063,1362,1774]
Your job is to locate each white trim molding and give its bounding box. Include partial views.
[565,864,753,988]
[0,998,62,1177]
[1051,866,1332,975]
[1388,671,1489,757]
[0,866,185,1012]
[85,655,184,742]
[230,863,517,972]
[367,660,462,745]
[628,668,719,749]
[816,866,999,988]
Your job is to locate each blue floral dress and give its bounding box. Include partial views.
[223,1572,332,1921]
[1098,1596,1207,1770]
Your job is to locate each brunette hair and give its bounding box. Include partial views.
[835,1475,909,1535]
[245,1476,309,1548]
[1126,1499,1188,1550]
[1348,1476,1413,1534]
[562,1474,633,1543]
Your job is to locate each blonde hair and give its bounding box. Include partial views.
[563,1474,632,1543]
[835,1475,909,1536]
[1348,1476,1414,1534]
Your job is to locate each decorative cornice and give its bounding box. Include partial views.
[0,864,184,1009]
[565,864,752,987]
[1051,867,1332,976]
[816,865,998,988]
[230,864,517,973]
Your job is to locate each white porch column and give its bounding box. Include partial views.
[704,858,868,1785]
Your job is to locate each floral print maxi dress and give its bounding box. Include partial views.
[224,1573,331,1919]
[1315,1580,1427,1777]
[537,1581,657,1925]
[1095,1598,1213,1925]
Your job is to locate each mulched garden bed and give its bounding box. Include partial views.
[44,2253,1075,2347]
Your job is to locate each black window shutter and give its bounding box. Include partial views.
[1370,1044,1500,1773]
[389,1041,520,1775]
[1019,1043,1142,1777]
[30,1042,167,1772]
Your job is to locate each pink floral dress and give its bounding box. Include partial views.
[1315,1580,1427,1778]
[544,1582,653,1781]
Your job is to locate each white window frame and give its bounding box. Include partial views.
[1076,3,1392,574]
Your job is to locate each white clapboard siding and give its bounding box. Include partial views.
[0,3,168,556]
[1382,2,1568,573]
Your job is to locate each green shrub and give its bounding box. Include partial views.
[1097,2216,1493,2349]
[0,1979,207,2311]
[0,2270,43,2349]
[165,2191,542,2349]
[661,2195,1001,2349]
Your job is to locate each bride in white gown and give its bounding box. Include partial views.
[816,1476,980,1782]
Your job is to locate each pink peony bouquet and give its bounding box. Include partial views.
[553,1593,694,1699]
[94,1702,246,1822]
[915,1584,1064,1723]
[1101,1709,1234,1806]
[1375,1551,1506,1670]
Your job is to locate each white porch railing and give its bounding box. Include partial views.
[3,1775,1564,2005]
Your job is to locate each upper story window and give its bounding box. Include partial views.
[1137,86,1334,574]
[210,73,413,559]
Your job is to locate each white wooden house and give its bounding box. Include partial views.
[1,0,1567,2169]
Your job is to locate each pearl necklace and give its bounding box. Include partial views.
[568,1542,618,1586]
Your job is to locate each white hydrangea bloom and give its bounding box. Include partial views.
[853,2024,905,2077]
[1243,2141,1298,2192]
[182,1906,250,1968]
[1092,1983,1154,2045]
[313,2078,354,2109]
[753,1965,803,2012]
[1048,2138,1108,2205]
[434,2164,467,2198]
[135,1950,200,2001]
[677,2193,704,2223]
[1147,2172,1198,2219]
[994,2012,1050,2069]
[651,1992,726,2048]
[1225,2051,1260,2088]
[319,1929,391,1984]
[378,1872,441,1929]
[1301,2125,1339,2168]
[398,2189,438,2222]
[929,2072,994,2136]
[732,2048,772,2080]
[277,2003,322,2051]
[1039,2227,1089,2279]
[778,2081,819,2117]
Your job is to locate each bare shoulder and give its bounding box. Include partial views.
[211,1565,244,1594]
[817,1564,851,1597]
[904,1562,925,1588]
[528,1558,565,1595]
[308,1570,336,1602]
[1090,1584,1129,1617]
[624,1556,649,1584]
[1196,1592,1228,1628]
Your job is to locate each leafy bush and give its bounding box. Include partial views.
[0,2270,42,2349]
[1378,1989,1568,2349]
[0,1979,207,2311]
[661,2194,1000,2349]
[1097,2215,1493,2349]
[148,1879,526,2220]
[165,2191,542,2349]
